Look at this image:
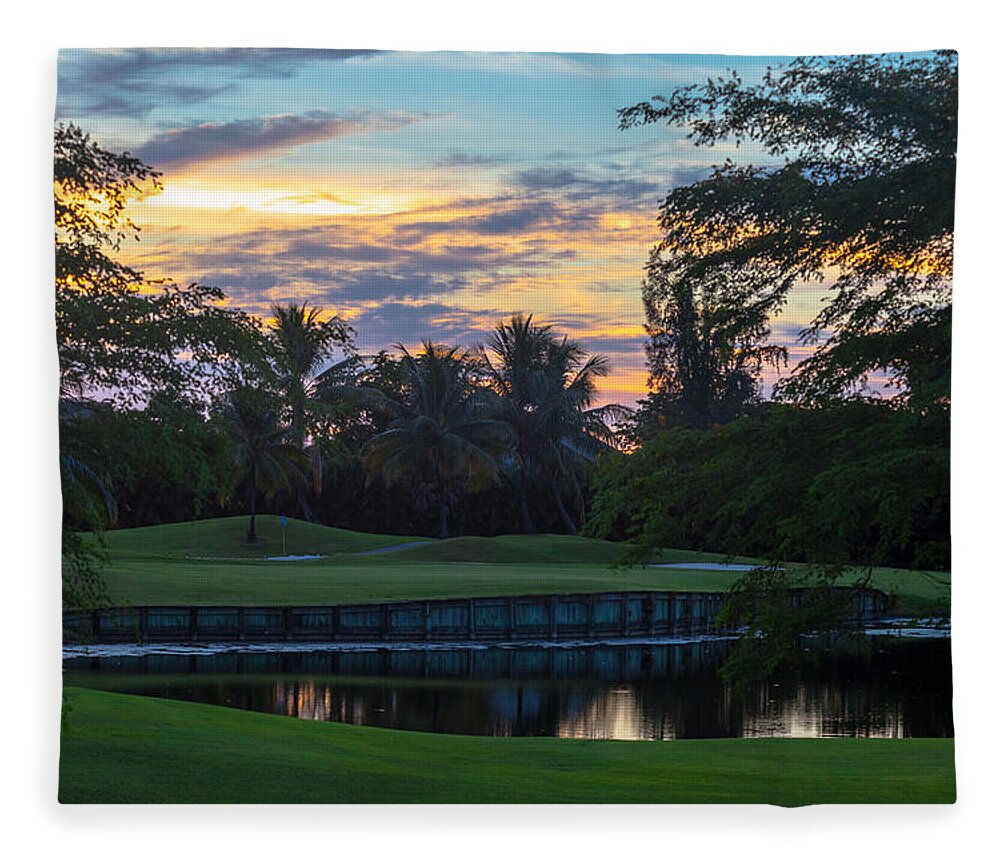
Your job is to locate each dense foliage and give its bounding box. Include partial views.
[639,254,787,432]
[359,343,516,539]
[479,315,629,534]
[57,123,265,603]
[55,123,268,405]
[585,401,949,571]
[586,50,955,624]
[621,51,955,410]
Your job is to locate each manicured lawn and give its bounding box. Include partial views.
[95,515,432,559]
[97,557,948,615]
[97,514,725,566]
[58,688,955,805]
[83,516,949,614]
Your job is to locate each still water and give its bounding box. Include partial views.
[64,636,952,741]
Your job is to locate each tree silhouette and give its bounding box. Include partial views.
[640,254,786,431]
[619,51,956,406]
[480,315,627,533]
[362,343,514,539]
[55,124,263,603]
[216,386,308,543]
[270,303,354,519]
[55,123,267,405]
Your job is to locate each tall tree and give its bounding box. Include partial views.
[270,303,354,519]
[480,315,627,534]
[362,343,514,539]
[55,123,264,603]
[215,386,308,543]
[640,252,786,431]
[619,51,956,405]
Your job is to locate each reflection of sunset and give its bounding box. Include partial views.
[741,687,906,740]
[558,686,676,741]
[262,675,920,740]
[66,637,948,740]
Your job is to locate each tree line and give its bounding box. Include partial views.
[56,124,632,556]
[583,51,954,573]
[64,309,627,544]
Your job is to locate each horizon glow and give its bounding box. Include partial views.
[56,49,897,405]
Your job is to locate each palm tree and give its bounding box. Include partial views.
[269,303,353,519]
[480,315,627,534]
[530,355,629,535]
[361,342,514,539]
[217,386,309,542]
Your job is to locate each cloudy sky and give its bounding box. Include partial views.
[57,48,845,405]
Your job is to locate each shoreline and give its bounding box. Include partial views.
[63,616,948,659]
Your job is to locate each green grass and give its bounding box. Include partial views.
[84,516,949,614]
[58,688,955,805]
[365,533,728,565]
[97,514,731,565]
[97,515,430,559]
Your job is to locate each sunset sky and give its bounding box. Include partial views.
[57,48,853,405]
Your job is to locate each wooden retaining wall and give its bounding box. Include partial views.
[64,588,889,644]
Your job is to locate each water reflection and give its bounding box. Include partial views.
[64,637,952,740]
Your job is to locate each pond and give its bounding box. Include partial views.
[64,634,952,741]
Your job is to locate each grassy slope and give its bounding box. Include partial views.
[98,515,431,558]
[99,515,725,565]
[88,516,949,614]
[59,688,955,805]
